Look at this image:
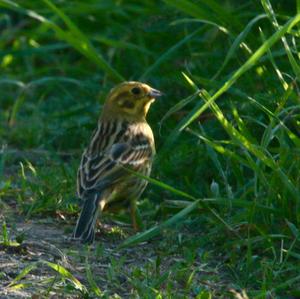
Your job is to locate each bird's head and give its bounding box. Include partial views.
[102,81,162,121]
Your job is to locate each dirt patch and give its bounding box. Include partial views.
[0,219,155,297]
[0,213,231,298]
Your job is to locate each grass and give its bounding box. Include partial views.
[0,0,300,297]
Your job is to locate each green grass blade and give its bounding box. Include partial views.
[2,221,9,246]
[163,0,219,23]
[140,28,203,80]
[163,0,240,29]
[170,18,229,34]
[159,92,198,128]
[43,261,87,293]
[0,0,124,82]
[193,80,277,168]
[261,0,300,79]
[124,168,196,201]
[123,168,236,235]
[8,263,37,287]
[42,0,124,82]
[212,14,268,79]
[259,28,289,91]
[178,13,300,132]
[85,255,103,296]
[273,274,300,293]
[0,145,6,179]
[119,199,201,248]
[173,73,300,210]
[162,14,300,151]
[0,78,25,88]
[186,129,252,169]
[196,0,242,30]
[244,92,300,148]
[165,198,277,214]
[186,75,300,205]
[94,36,153,56]
[286,220,300,239]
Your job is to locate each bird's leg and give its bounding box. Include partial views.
[130,198,139,231]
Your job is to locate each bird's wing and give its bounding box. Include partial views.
[77,120,153,197]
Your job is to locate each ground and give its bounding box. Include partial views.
[0,206,239,298]
[1,0,300,297]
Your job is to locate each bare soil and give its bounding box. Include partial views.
[0,209,231,298]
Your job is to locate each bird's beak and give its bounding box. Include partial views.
[148,88,163,98]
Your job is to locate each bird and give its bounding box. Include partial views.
[73,81,162,244]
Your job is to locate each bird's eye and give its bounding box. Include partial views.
[131,87,141,95]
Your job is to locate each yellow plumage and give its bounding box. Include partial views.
[74,81,161,243]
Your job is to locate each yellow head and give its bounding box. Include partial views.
[102,81,162,121]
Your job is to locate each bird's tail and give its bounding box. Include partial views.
[74,192,101,244]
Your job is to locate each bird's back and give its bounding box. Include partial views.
[74,81,160,243]
[77,118,155,203]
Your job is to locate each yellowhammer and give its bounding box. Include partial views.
[74,81,162,243]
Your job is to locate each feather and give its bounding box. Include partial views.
[74,81,159,243]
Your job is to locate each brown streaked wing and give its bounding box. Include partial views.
[77,121,154,198]
[110,133,154,169]
[77,120,128,196]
